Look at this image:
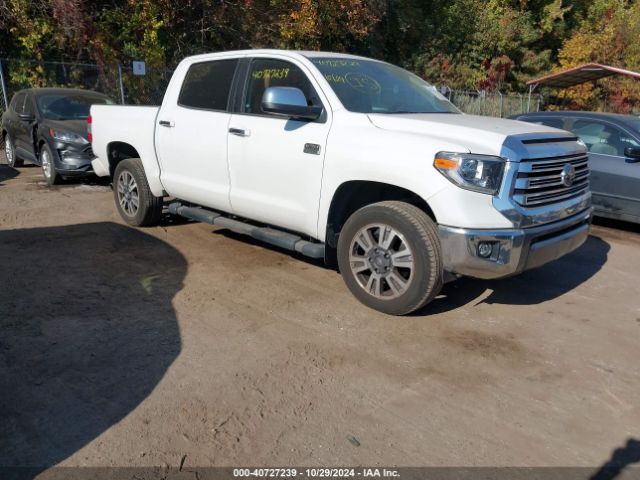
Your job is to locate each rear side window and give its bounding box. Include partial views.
[11,93,26,114]
[178,59,239,111]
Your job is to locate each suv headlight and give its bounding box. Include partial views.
[434,152,505,195]
[49,128,88,144]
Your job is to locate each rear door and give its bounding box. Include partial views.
[12,93,36,161]
[3,93,24,148]
[227,56,331,237]
[568,118,640,221]
[155,57,241,210]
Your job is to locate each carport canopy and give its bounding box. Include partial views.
[527,63,640,89]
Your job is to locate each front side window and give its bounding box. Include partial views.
[571,120,640,157]
[36,93,114,120]
[178,59,239,111]
[310,57,459,114]
[23,96,34,115]
[244,59,322,116]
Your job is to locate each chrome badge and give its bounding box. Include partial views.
[560,164,576,187]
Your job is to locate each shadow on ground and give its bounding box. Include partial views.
[156,210,610,316]
[593,216,640,235]
[424,234,610,314]
[590,438,640,480]
[209,223,610,315]
[0,165,20,185]
[0,222,186,476]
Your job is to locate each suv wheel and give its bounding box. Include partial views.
[113,158,163,227]
[337,201,443,315]
[40,144,61,186]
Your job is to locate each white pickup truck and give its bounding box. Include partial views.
[90,50,592,315]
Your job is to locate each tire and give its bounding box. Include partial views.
[113,158,163,227]
[4,134,23,168]
[40,143,62,186]
[337,201,443,315]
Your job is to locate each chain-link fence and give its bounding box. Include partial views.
[0,58,172,115]
[438,87,542,117]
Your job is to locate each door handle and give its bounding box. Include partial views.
[229,127,250,137]
[159,120,175,127]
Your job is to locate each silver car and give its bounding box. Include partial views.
[513,111,640,224]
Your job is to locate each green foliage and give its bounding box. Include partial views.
[1,0,639,111]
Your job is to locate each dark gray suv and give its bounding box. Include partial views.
[512,111,640,224]
[1,88,114,185]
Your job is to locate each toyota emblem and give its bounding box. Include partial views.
[560,164,576,187]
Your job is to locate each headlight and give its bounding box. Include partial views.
[434,152,505,194]
[49,128,88,144]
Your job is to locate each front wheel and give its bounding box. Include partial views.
[4,134,23,168]
[337,201,443,315]
[113,158,163,227]
[40,144,62,186]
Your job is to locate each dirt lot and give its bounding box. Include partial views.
[1,159,639,473]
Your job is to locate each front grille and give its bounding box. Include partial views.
[513,153,589,207]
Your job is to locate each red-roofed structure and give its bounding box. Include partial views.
[527,63,640,89]
[525,63,640,111]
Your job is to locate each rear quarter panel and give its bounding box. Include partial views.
[90,105,164,196]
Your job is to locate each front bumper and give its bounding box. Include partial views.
[438,208,592,280]
[53,147,95,177]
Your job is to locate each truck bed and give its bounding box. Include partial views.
[90,105,164,196]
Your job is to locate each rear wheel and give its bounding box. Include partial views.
[337,201,443,315]
[4,134,23,168]
[113,158,163,226]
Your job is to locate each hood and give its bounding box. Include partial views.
[367,113,573,157]
[43,119,90,140]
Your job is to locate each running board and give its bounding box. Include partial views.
[168,202,325,259]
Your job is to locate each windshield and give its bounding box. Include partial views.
[310,57,459,114]
[36,93,114,120]
[623,117,640,134]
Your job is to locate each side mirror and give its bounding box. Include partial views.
[18,112,35,122]
[624,146,640,163]
[261,87,322,121]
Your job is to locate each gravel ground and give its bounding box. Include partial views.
[1,158,639,474]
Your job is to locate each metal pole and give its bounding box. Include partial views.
[498,91,504,118]
[519,93,524,114]
[527,84,533,113]
[117,63,125,105]
[0,59,9,110]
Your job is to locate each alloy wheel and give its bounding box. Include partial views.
[117,170,140,217]
[5,137,15,167]
[348,223,415,300]
[41,149,52,179]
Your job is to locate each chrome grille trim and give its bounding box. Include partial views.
[514,154,590,207]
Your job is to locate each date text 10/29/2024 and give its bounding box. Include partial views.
[233,468,400,478]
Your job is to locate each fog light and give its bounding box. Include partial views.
[477,242,493,258]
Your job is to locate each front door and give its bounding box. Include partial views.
[569,118,640,221]
[156,58,240,210]
[227,57,331,238]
